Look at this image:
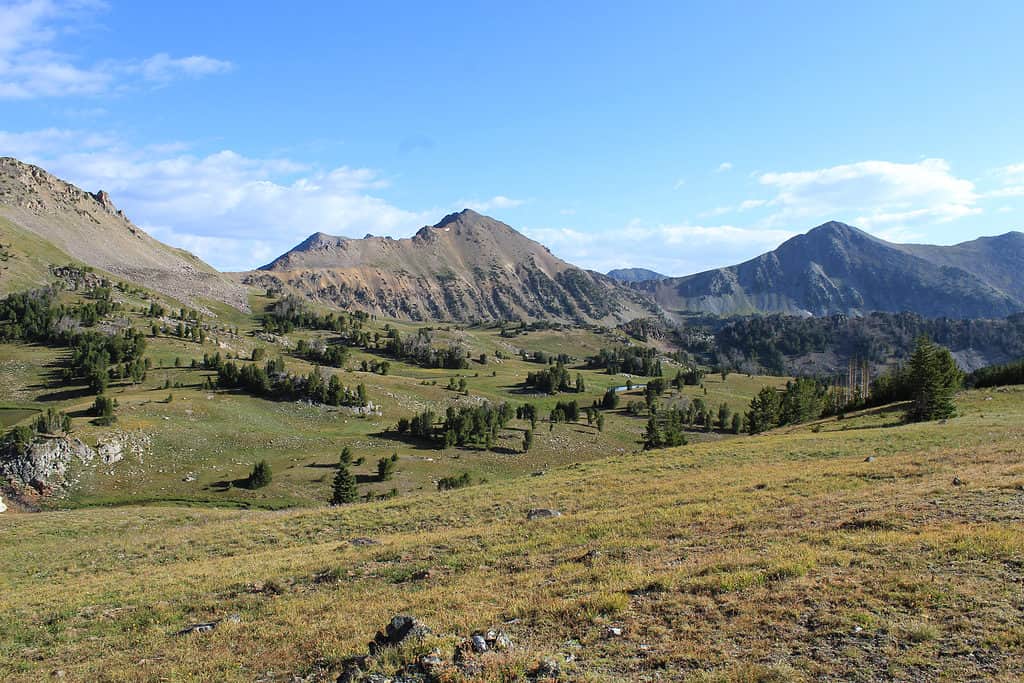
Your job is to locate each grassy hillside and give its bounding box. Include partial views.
[2,387,1023,681]
[0,285,782,509]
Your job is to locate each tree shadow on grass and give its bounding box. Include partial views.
[206,477,255,491]
[34,386,94,403]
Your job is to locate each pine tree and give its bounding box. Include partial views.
[331,459,358,504]
[905,336,961,422]
[523,429,533,453]
[717,402,732,431]
[746,385,782,434]
[643,417,661,449]
[247,459,272,489]
[377,456,396,481]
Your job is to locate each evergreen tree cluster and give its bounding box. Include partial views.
[246,460,272,489]
[262,294,368,334]
[524,361,573,394]
[211,355,368,407]
[549,400,580,423]
[671,367,704,388]
[745,377,827,433]
[965,357,1024,389]
[643,409,689,449]
[587,346,663,376]
[383,327,469,369]
[0,288,148,394]
[437,471,472,491]
[295,337,350,368]
[402,402,514,449]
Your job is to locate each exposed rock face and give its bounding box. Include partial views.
[0,436,96,492]
[249,209,655,323]
[0,156,249,311]
[639,221,1024,318]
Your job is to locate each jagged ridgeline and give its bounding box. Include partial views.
[244,209,654,323]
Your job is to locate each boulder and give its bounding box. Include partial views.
[369,615,432,654]
[175,613,240,636]
[0,494,6,513]
[96,439,124,465]
[527,508,561,520]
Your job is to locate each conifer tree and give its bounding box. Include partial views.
[905,336,961,422]
[331,459,358,504]
[247,459,272,489]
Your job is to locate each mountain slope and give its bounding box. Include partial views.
[640,221,1024,318]
[897,231,1024,303]
[248,209,654,322]
[0,157,248,311]
[606,267,667,283]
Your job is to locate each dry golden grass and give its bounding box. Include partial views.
[2,387,1024,681]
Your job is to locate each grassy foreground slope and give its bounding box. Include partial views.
[3,387,1024,681]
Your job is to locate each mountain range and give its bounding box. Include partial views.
[638,221,1024,319]
[1,156,1022,322]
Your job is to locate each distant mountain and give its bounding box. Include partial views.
[248,209,654,323]
[639,221,1024,318]
[0,157,248,311]
[606,267,667,283]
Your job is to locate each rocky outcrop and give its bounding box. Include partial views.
[336,615,521,683]
[0,435,96,493]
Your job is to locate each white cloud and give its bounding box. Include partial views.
[715,162,733,173]
[135,53,234,82]
[0,1,232,99]
[738,198,767,211]
[1,128,431,270]
[986,163,1024,199]
[457,195,526,212]
[756,158,981,229]
[523,221,793,275]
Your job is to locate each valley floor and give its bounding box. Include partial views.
[2,387,1024,681]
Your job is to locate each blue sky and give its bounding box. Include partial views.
[1,0,1023,274]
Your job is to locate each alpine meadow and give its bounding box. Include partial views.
[2,2,1024,682]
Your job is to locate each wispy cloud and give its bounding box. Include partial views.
[985,163,1024,199]
[0,127,431,270]
[457,195,526,212]
[523,221,793,275]
[134,53,234,83]
[715,162,733,173]
[0,0,233,99]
